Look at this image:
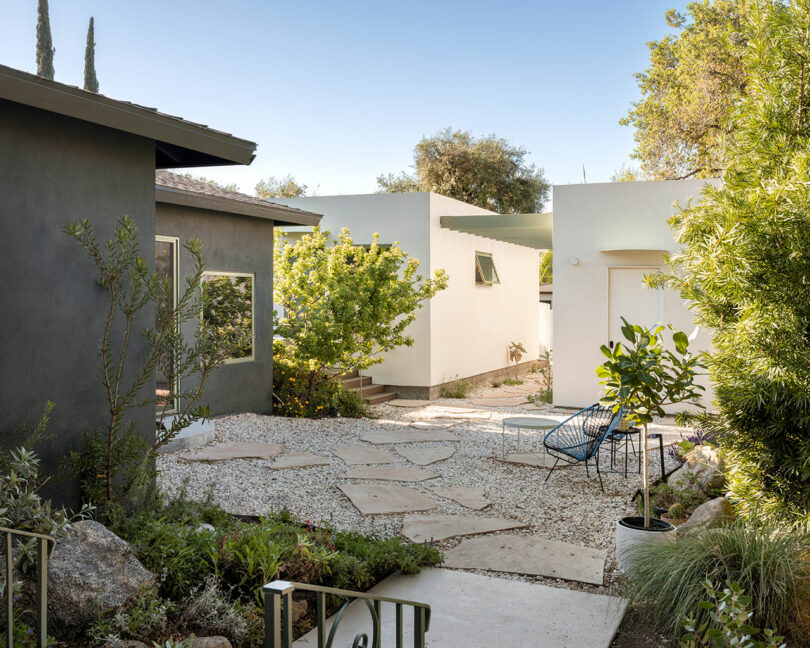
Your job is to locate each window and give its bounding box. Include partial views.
[155,236,179,413]
[201,271,255,363]
[475,252,500,285]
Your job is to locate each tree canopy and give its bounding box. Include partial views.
[256,175,308,199]
[36,0,54,80]
[273,227,447,392]
[652,0,810,525]
[377,128,550,213]
[621,0,747,179]
[83,17,99,93]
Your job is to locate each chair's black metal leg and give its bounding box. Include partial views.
[597,465,605,493]
[584,456,590,477]
[624,434,628,479]
[544,458,560,483]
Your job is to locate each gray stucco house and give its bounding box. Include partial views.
[0,64,319,507]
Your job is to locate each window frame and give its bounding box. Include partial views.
[155,235,180,415]
[475,251,500,286]
[201,270,256,365]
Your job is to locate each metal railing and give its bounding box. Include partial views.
[263,580,430,648]
[1,526,55,648]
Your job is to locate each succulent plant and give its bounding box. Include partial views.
[668,502,687,520]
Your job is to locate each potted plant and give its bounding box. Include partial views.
[596,317,704,571]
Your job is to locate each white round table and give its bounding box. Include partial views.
[501,416,559,458]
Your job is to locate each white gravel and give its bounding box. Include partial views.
[157,373,685,594]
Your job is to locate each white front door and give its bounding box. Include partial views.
[607,266,663,350]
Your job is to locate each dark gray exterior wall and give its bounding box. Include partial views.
[0,99,156,508]
[156,203,274,415]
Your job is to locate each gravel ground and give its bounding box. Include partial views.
[158,372,686,594]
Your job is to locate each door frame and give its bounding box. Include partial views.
[605,265,663,347]
[156,235,180,415]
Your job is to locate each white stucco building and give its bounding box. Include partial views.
[274,192,542,398]
[552,179,719,409]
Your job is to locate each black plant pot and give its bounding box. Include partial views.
[619,516,675,532]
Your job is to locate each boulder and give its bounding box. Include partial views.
[669,445,725,491]
[678,496,735,537]
[190,638,233,648]
[104,642,149,648]
[47,520,156,639]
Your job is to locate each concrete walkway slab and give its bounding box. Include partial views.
[444,535,607,586]
[158,417,215,454]
[395,446,456,465]
[500,452,559,469]
[469,398,527,407]
[181,442,283,462]
[341,466,440,482]
[269,452,331,470]
[401,514,528,543]
[337,484,438,515]
[362,428,460,444]
[333,444,397,465]
[294,568,626,648]
[387,399,433,408]
[430,486,490,510]
[410,419,458,430]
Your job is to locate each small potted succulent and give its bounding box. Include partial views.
[661,502,688,526]
[597,317,704,571]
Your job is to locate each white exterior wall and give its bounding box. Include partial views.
[275,192,540,389]
[552,179,719,409]
[427,193,540,385]
[538,302,552,355]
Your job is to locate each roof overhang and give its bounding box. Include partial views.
[0,64,256,168]
[155,185,322,226]
[440,212,553,249]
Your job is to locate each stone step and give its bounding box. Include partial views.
[365,391,397,405]
[352,383,385,397]
[294,568,626,648]
[342,375,372,389]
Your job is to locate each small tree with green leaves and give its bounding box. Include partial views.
[273,227,447,400]
[83,16,99,93]
[65,217,226,506]
[255,175,308,198]
[36,0,54,80]
[597,318,704,527]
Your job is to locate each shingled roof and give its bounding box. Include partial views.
[0,64,256,168]
[155,171,322,227]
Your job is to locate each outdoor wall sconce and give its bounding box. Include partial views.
[568,257,580,266]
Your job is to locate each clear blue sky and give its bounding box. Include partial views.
[1,1,689,201]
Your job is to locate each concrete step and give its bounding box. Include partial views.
[294,568,626,648]
[352,383,385,397]
[342,375,372,389]
[365,391,397,405]
[338,369,359,380]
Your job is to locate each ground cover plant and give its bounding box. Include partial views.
[98,488,442,646]
[440,377,472,398]
[623,522,810,645]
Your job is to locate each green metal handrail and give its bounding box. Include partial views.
[0,526,56,648]
[263,580,431,648]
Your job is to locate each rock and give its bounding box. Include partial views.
[669,445,725,491]
[189,638,233,648]
[105,642,149,648]
[48,520,156,639]
[678,497,735,537]
[292,598,309,623]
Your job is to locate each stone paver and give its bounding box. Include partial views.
[469,397,527,407]
[341,466,440,482]
[400,514,528,543]
[430,486,490,510]
[181,442,283,462]
[409,418,458,430]
[333,444,396,465]
[293,568,626,648]
[337,484,438,515]
[395,446,456,465]
[387,399,433,408]
[499,452,559,469]
[444,535,607,586]
[361,428,460,444]
[269,452,331,470]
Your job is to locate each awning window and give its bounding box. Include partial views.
[475,252,500,285]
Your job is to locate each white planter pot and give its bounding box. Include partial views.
[615,516,677,572]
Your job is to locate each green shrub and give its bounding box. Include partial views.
[623,522,810,643]
[89,587,173,645]
[440,378,472,399]
[176,575,259,645]
[680,581,785,648]
[502,378,523,386]
[272,351,369,418]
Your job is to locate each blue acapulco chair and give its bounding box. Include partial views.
[542,404,625,492]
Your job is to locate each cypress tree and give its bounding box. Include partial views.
[83,17,98,93]
[36,0,54,80]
